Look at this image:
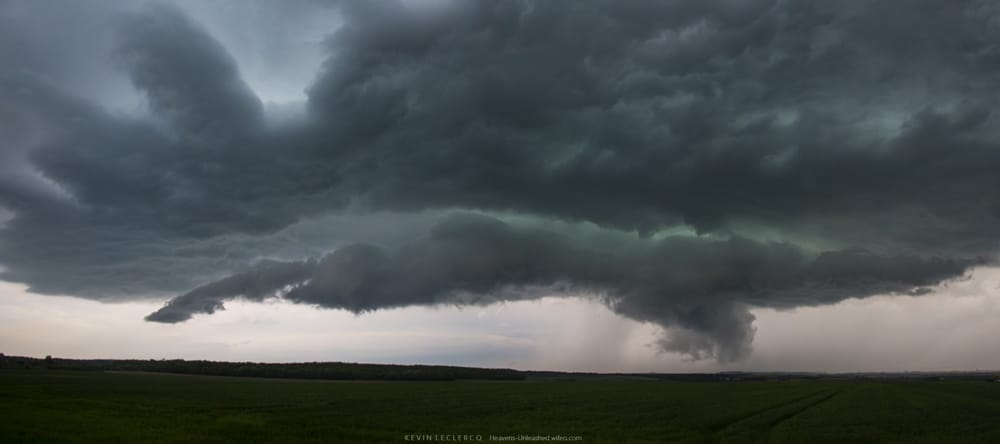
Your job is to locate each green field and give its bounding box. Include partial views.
[3,370,1000,443]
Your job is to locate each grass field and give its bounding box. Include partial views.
[3,370,1000,443]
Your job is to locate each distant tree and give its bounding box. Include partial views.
[44,355,53,367]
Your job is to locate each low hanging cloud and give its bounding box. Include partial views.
[2,0,1000,361]
[147,213,975,362]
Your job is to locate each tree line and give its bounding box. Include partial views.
[0,354,524,381]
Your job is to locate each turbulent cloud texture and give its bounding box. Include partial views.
[2,0,1000,361]
[147,213,972,362]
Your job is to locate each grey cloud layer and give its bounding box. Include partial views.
[2,0,1000,360]
[147,213,973,362]
[116,3,264,138]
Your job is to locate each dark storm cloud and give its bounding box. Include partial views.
[147,213,974,362]
[306,0,1000,241]
[115,3,263,139]
[3,0,1000,360]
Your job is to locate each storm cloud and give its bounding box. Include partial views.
[147,213,976,362]
[2,0,1000,361]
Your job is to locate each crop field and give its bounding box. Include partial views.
[2,370,1000,443]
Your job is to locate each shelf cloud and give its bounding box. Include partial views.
[2,0,1000,361]
[146,213,975,362]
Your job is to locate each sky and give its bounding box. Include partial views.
[2,0,1000,372]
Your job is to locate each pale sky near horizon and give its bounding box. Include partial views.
[4,0,1000,371]
[5,267,1000,372]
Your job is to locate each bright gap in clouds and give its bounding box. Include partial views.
[170,0,342,107]
[3,268,1000,373]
